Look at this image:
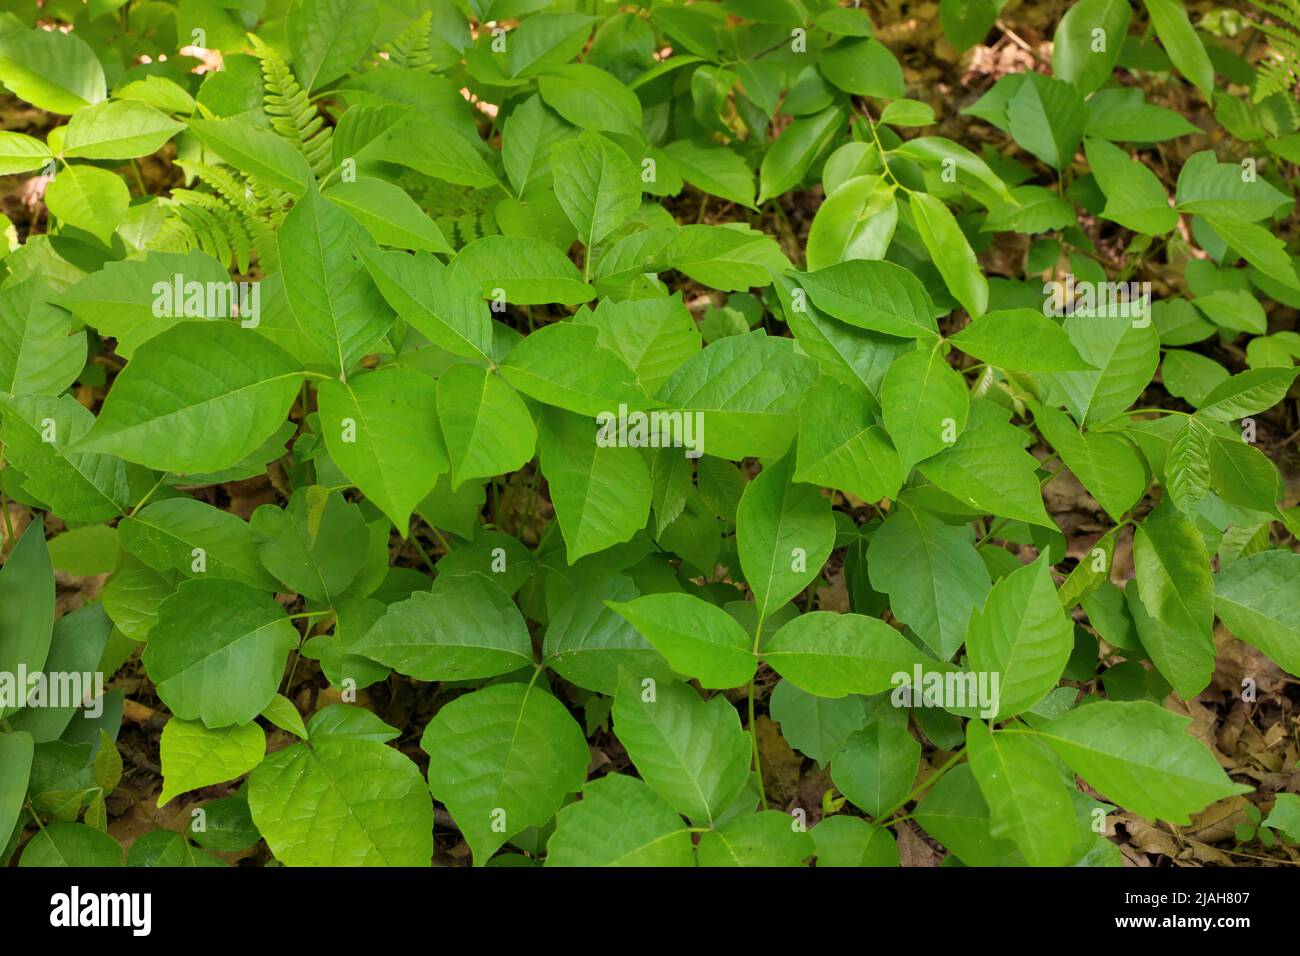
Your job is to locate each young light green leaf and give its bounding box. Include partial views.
[546,773,694,866]
[607,593,755,690]
[158,718,266,807]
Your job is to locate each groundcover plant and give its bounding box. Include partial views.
[0,0,1298,870]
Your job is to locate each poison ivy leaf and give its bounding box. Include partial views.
[1053,0,1131,95]
[940,0,998,52]
[357,247,492,360]
[1006,73,1087,170]
[831,723,920,817]
[20,822,122,867]
[325,178,452,255]
[1132,510,1215,697]
[0,518,54,721]
[437,363,536,489]
[501,322,648,416]
[797,258,940,340]
[762,611,948,698]
[916,418,1055,528]
[769,679,867,767]
[454,235,595,305]
[951,309,1093,372]
[812,815,899,866]
[966,720,1077,867]
[758,105,844,204]
[189,118,313,197]
[45,164,129,246]
[1035,700,1249,824]
[867,502,991,660]
[819,38,904,99]
[249,736,432,866]
[611,671,749,827]
[966,554,1074,719]
[737,450,835,623]
[696,810,814,866]
[0,731,34,848]
[318,367,447,535]
[608,593,755,689]
[143,579,299,729]
[880,346,969,472]
[537,64,643,136]
[805,174,898,269]
[547,773,694,867]
[72,322,303,475]
[1084,137,1179,235]
[1203,217,1300,291]
[1164,414,1211,515]
[354,572,533,681]
[657,224,791,291]
[64,100,183,159]
[1197,367,1300,421]
[660,140,755,209]
[913,763,1020,866]
[0,280,84,396]
[289,0,379,91]
[1032,403,1146,521]
[552,131,641,250]
[537,407,651,563]
[795,380,903,503]
[126,830,224,867]
[1142,0,1215,101]
[909,191,988,317]
[158,718,265,806]
[1042,313,1160,426]
[575,294,701,394]
[0,130,51,174]
[118,498,278,590]
[250,486,369,604]
[423,682,589,864]
[0,28,106,115]
[1214,551,1300,677]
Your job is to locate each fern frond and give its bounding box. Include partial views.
[248,34,334,177]
[152,191,264,273]
[1248,0,1300,102]
[380,12,436,71]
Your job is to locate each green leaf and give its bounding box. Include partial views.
[909,191,988,317]
[1006,72,1087,170]
[45,164,129,246]
[0,28,106,114]
[537,407,651,562]
[538,63,643,136]
[1175,151,1292,221]
[1131,510,1215,697]
[1035,700,1249,824]
[278,184,393,376]
[1198,367,1300,421]
[819,38,904,98]
[143,578,298,728]
[72,322,303,475]
[437,363,536,489]
[503,12,594,78]
[1165,415,1211,514]
[805,174,898,269]
[795,380,903,503]
[158,718,266,806]
[552,131,641,250]
[357,247,492,360]
[660,140,755,208]
[737,451,835,623]
[188,118,313,197]
[812,815,899,866]
[325,178,452,254]
[1142,0,1215,101]
[1214,551,1300,677]
[762,611,946,697]
[951,309,1093,371]
[318,367,447,535]
[607,593,756,690]
[657,224,791,291]
[1084,137,1179,235]
[1053,0,1131,95]
[0,731,34,848]
[20,822,122,867]
[611,671,750,827]
[867,502,990,660]
[119,498,278,590]
[0,130,51,174]
[940,0,998,52]
[1263,793,1300,843]
[917,418,1055,527]
[0,518,54,721]
[501,322,648,416]
[454,235,595,305]
[64,100,183,159]
[768,679,867,766]
[1032,403,1146,522]
[423,682,589,864]
[797,259,940,340]
[758,105,844,204]
[575,294,701,394]
[880,346,969,472]
[249,736,432,865]
[546,773,694,866]
[1201,217,1300,292]
[126,830,224,867]
[696,810,814,866]
[966,720,1077,866]
[261,694,308,739]
[831,723,920,817]
[355,572,533,681]
[966,554,1074,719]
[250,486,369,604]
[289,0,379,91]
[1043,313,1160,425]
